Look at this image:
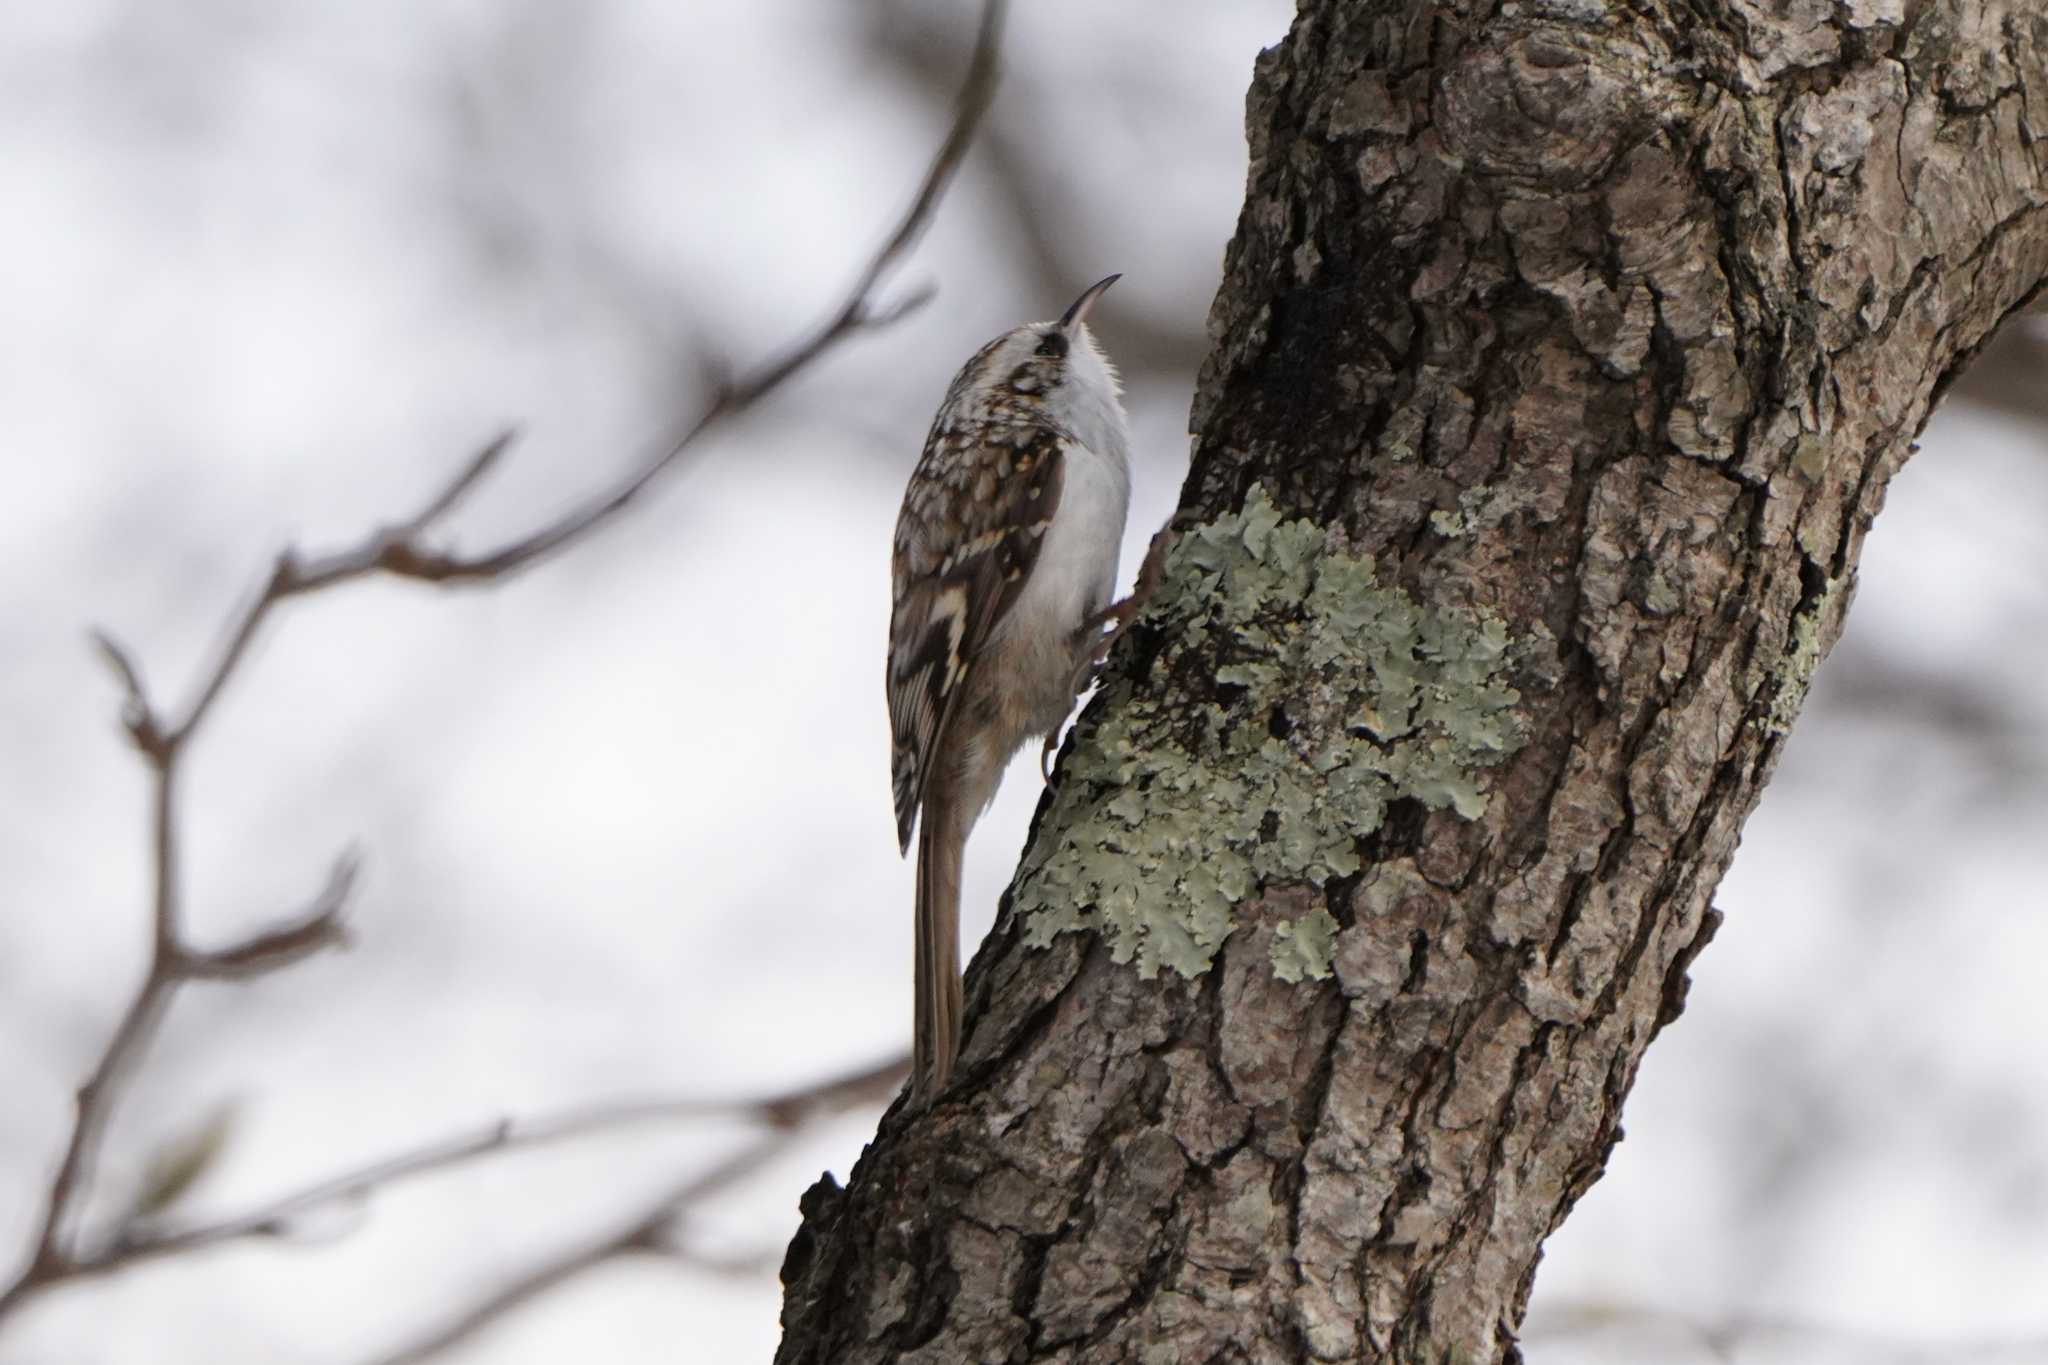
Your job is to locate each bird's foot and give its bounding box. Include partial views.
[1040,514,1190,786]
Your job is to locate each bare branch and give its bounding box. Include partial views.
[87,630,163,756]
[350,0,1008,586]
[165,556,296,748]
[396,428,517,535]
[860,0,1205,384]
[831,0,1004,327]
[179,850,360,980]
[0,809,352,1319]
[0,0,1003,1330]
[362,1112,869,1365]
[14,1055,907,1354]
[369,1058,921,1365]
[82,1052,907,1283]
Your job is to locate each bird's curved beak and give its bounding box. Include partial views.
[1058,274,1121,330]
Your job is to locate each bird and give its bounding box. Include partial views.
[887,275,1133,1107]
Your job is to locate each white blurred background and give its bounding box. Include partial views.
[0,3,2043,1362]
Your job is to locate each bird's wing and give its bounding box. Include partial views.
[887,423,1067,852]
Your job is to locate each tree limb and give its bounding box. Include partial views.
[360,1060,906,1365]
[52,1055,907,1289]
[772,1,2048,1360]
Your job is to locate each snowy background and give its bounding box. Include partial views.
[1,3,2044,1362]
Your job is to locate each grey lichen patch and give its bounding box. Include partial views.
[1430,482,1534,540]
[1271,907,1342,983]
[1765,572,1845,734]
[1015,486,1530,980]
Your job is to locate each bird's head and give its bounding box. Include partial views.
[965,274,1125,416]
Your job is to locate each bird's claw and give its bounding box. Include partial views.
[1041,516,1188,790]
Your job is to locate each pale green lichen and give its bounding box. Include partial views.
[1271,907,1342,984]
[1015,486,1529,981]
[1428,483,1515,539]
[1766,573,1843,734]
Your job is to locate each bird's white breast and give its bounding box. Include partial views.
[1022,320,1131,632]
[1012,432,1130,637]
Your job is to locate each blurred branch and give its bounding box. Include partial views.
[1528,1297,2048,1364]
[362,1060,905,1365]
[357,0,1005,584]
[862,0,1208,383]
[0,0,1005,1328]
[0,646,360,1320]
[178,854,360,981]
[69,1054,906,1289]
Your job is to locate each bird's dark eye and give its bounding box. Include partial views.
[1034,331,1069,359]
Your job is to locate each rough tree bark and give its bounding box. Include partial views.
[780,1,2048,1360]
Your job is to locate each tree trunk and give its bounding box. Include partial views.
[779,1,2048,1359]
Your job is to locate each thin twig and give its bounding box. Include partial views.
[399,430,517,534]
[0,0,1005,1327]
[331,0,1006,587]
[79,1053,906,1284]
[368,1049,908,1363]
[178,851,359,980]
[363,1104,875,1365]
[0,698,362,1320]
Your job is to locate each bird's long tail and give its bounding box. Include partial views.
[912,802,964,1108]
